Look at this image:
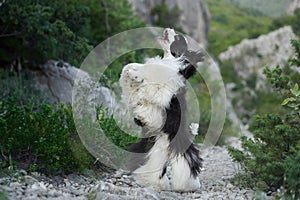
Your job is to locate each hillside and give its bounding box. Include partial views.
[206,0,273,56]
[223,0,293,18]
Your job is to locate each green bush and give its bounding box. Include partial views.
[0,0,92,67]
[228,40,300,199]
[97,106,138,150]
[0,98,96,174]
[0,0,144,67]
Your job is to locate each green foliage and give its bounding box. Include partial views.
[284,145,300,199]
[207,0,272,56]
[228,40,300,198]
[271,8,300,36]
[223,0,293,18]
[0,98,96,174]
[0,69,138,175]
[150,3,182,31]
[97,107,138,150]
[0,0,92,66]
[0,0,144,67]
[229,113,300,196]
[189,66,238,145]
[86,0,144,45]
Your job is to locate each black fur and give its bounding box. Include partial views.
[170,35,188,58]
[162,88,202,176]
[160,165,167,179]
[127,32,203,178]
[184,143,203,177]
[128,136,156,153]
[159,162,170,179]
[127,136,156,171]
[162,95,181,142]
[170,34,204,79]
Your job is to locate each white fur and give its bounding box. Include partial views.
[120,28,201,192]
[119,57,185,130]
[170,153,201,191]
[133,134,201,191]
[133,134,171,190]
[190,123,199,136]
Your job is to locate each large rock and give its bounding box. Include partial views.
[29,60,114,107]
[219,26,297,90]
[219,26,298,123]
[128,0,210,47]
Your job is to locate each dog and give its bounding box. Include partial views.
[119,28,204,191]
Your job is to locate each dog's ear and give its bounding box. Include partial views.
[170,35,188,58]
[184,50,205,67]
[179,50,204,79]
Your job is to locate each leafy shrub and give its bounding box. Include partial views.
[228,40,300,199]
[0,98,96,174]
[0,0,92,67]
[97,106,138,150]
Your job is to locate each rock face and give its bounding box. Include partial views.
[29,60,114,107]
[287,0,300,15]
[128,0,210,47]
[219,26,298,123]
[219,26,297,90]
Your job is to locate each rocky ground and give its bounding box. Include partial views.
[0,146,254,200]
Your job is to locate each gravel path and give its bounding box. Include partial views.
[0,146,254,200]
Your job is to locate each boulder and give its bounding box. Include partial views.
[219,26,297,90]
[219,26,298,124]
[29,60,114,108]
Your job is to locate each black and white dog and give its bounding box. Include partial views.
[120,28,204,191]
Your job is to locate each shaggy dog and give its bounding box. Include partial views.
[120,28,204,191]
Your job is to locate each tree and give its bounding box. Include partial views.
[0,0,144,67]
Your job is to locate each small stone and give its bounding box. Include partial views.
[25,175,38,185]
[48,190,62,197]
[9,182,21,188]
[64,179,71,187]
[1,185,14,192]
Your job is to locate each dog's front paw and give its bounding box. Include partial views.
[124,64,144,83]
